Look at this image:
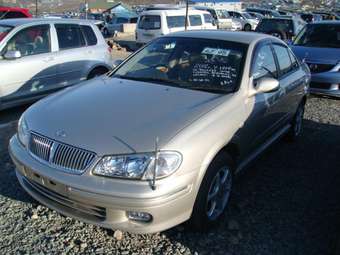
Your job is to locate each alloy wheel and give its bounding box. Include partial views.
[206,166,232,221]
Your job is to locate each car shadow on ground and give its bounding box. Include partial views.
[0,118,339,254]
[162,119,340,254]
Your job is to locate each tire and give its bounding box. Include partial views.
[269,30,287,40]
[287,101,305,141]
[87,67,109,80]
[244,24,252,31]
[190,152,234,231]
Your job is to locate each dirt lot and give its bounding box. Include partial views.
[0,96,339,255]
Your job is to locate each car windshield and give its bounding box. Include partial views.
[294,24,340,48]
[0,25,13,42]
[112,37,247,94]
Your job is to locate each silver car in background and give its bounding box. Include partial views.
[10,31,309,234]
[0,18,113,110]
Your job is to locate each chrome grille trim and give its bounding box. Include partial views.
[29,132,96,174]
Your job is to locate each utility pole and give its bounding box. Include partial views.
[185,0,189,30]
[85,0,88,19]
[35,0,38,17]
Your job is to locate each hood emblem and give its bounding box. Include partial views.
[55,130,67,138]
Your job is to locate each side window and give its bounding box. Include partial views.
[4,25,50,57]
[116,17,128,24]
[55,24,86,50]
[189,15,202,26]
[81,25,97,46]
[288,48,299,70]
[233,12,242,19]
[166,16,186,28]
[5,11,27,19]
[272,44,292,76]
[203,14,213,24]
[252,44,277,80]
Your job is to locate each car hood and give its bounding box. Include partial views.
[291,45,340,65]
[25,77,227,156]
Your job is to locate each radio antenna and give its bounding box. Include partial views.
[151,137,159,190]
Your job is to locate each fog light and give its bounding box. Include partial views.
[127,211,152,222]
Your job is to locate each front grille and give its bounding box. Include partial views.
[29,133,96,174]
[310,82,332,90]
[30,134,53,162]
[23,177,106,221]
[306,62,334,74]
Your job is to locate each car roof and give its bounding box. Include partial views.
[0,18,98,27]
[312,20,340,25]
[166,30,273,44]
[141,9,209,16]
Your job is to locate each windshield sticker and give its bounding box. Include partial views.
[202,47,230,57]
[164,42,176,50]
[192,63,237,87]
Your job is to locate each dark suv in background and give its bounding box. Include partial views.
[256,17,305,41]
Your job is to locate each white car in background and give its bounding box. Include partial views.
[194,6,233,30]
[0,19,113,110]
[136,8,217,45]
[227,11,259,31]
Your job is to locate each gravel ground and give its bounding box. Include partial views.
[0,96,339,255]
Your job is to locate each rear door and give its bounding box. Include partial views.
[137,15,162,43]
[0,24,57,103]
[272,43,305,122]
[53,23,89,87]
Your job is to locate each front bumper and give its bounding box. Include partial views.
[9,135,197,234]
[309,72,340,98]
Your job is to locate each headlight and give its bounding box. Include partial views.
[93,151,182,180]
[18,116,30,147]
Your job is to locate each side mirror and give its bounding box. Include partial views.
[255,77,280,93]
[113,59,124,68]
[4,50,22,60]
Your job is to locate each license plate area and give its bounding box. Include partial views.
[23,166,68,196]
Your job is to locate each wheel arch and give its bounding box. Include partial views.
[86,63,112,79]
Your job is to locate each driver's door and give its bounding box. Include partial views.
[0,24,57,103]
[240,42,282,156]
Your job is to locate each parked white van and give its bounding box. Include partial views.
[136,9,217,44]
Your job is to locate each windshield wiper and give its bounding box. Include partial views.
[188,86,230,94]
[114,75,230,94]
[114,75,181,86]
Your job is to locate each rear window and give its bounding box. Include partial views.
[256,19,293,33]
[81,25,97,46]
[138,15,161,30]
[166,16,185,28]
[4,11,28,19]
[55,24,86,50]
[0,25,13,42]
[189,15,202,26]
